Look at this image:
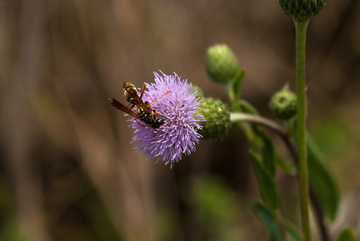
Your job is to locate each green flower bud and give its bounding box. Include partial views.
[197,98,231,139]
[269,85,297,120]
[192,85,204,99]
[206,44,239,84]
[279,0,325,23]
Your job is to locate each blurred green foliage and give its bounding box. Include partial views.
[310,115,355,160]
[251,203,284,241]
[192,176,243,241]
[337,227,357,241]
[155,209,181,239]
[0,178,29,241]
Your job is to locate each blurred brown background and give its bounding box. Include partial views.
[0,0,360,240]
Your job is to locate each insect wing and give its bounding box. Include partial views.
[127,88,143,105]
[124,84,145,107]
[109,98,140,119]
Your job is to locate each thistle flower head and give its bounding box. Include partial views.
[131,71,203,168]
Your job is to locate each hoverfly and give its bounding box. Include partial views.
[109,82,171,128]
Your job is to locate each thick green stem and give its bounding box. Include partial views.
[295,20,311,241]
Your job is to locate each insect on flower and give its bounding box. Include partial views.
[109,82,171,128]
[110,72,204,168]
[131,72,204,167]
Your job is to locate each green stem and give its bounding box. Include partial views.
[230,113,285,134]
[295,19,311,241]
[230,112,329,241]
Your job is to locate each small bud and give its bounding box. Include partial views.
[197,98,231,139]
[269,85,297,120]
[192,85,204,99]
[206,44,239,84]
[279,0,325,23]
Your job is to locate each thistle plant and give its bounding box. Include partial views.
[109,0,357,240]
[202,39,341,240]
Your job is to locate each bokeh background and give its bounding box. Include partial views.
[1,0,360,240]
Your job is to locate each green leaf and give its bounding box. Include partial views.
[251,202,283,241]
[249,150,280,211]
[337,227,356,241]
[285,221,303,241]
[232,69,245,101]
[307,134,340,221]
[274,153,296,175]
[239,99,259,115]
[251,126,276,176]
[261,132,276,176]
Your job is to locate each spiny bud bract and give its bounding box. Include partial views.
[197,98,231,139]
[269,85,297,121]
[192,85,204,99]
[206,44,239,84]
[279,0,325,23]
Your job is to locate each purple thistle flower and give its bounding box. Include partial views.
[131,71,203,168]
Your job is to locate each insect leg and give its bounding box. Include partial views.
[139,84,146,99]
[147,91,171,108]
